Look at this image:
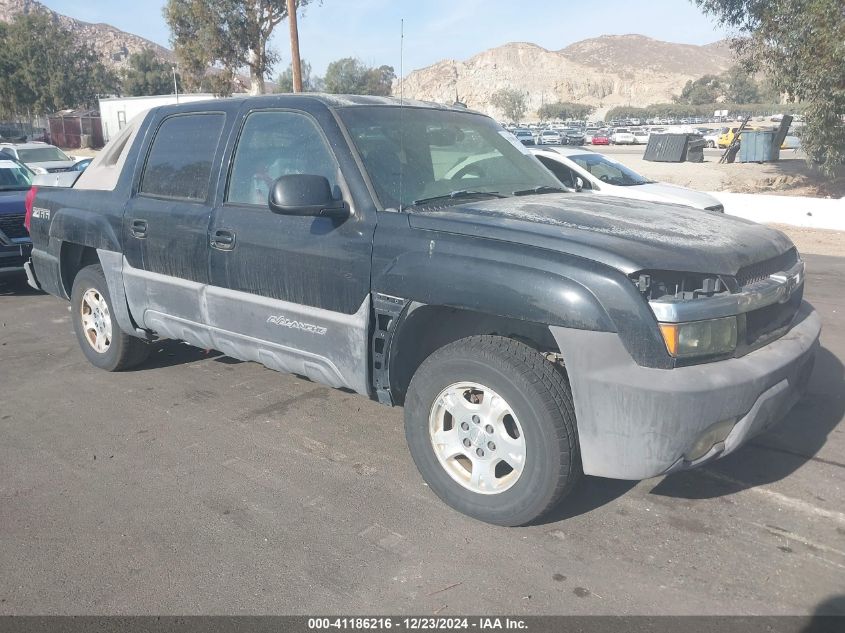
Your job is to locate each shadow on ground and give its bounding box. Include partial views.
[131,339,233,370]
[0,275,42,297]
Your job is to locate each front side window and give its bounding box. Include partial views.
[338,107,560,210]
[140,113,225,201]
[227,111,340,206]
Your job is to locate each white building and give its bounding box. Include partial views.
[98,94,220,142]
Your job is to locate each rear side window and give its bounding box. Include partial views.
[140,113,224,201]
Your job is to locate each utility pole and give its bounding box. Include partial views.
[172,65,179,103]
[286,0,303,92]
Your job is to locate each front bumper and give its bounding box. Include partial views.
[550,301,821,479]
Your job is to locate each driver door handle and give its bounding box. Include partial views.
[211,229,236,251]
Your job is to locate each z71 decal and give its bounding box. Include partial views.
[267,315,327,336]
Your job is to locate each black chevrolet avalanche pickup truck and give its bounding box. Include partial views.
[24,95,820,525]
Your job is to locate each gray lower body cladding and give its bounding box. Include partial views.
[117,256,371,396]
[550,301,821,480]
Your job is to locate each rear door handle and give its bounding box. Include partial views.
[211,229,236,251]
[130,219,148,238]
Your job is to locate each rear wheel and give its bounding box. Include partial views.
[404,335,580,526]
[70,264,149,371]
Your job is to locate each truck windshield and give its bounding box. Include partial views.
[337,106,561,210]
[0,159,33,190]
[567,153,653,186]
[17,147,71,163]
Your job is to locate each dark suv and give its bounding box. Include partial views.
[0,156,34,277]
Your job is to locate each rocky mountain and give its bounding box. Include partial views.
[398,35,735,120]
[0,0,173,69]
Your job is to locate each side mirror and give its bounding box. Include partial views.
[575,176,584,192]
[268,174,349,219]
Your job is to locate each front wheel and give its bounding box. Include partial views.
[70,264,150,371]
[404,336,580,526]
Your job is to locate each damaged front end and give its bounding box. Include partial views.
[630,248,805,366]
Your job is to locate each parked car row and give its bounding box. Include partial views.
[507,126,587,146]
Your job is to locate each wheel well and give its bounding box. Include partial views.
[388,304,560,406]
[60,243,99,297]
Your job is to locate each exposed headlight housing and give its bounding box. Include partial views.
[658,316,737,358]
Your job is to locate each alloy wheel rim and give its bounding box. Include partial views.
[428,382,526,495]
[80,288,112,354]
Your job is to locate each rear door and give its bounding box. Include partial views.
[205,105,376,394]
[122,110,228,344]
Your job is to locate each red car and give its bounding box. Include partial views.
[591,130,610,145]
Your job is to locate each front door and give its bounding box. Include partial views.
[206,108,376,394]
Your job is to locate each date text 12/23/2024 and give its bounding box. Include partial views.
[308,618,528,630]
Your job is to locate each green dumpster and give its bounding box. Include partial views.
[739,130,780,163]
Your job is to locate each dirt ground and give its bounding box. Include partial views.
[771,224,844,257]
[605,149,845,198]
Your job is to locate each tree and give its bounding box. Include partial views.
[537,101,593,121]
[605,106,649,121]
[122,49,179,97]
[275,59,320,92]
[164,0,312,96]
[0,13,117,116]
[721,65,761,103]
[323,58,395,96]
[693,0,845,173]
[675,74,722,105]
[490,88,527,123]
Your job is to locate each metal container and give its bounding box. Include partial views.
[643,133,689,162]
[739,130,780,163]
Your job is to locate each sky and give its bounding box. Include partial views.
[46,0,732,77]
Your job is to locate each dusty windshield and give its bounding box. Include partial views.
[17,147,71,163]
[337,106,561,210]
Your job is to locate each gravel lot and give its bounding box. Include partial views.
[1,251,843,616]
[590,145,845,198]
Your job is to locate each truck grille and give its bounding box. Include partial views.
[0,214,27,239]
[736,248,798,288]
[744,284,803,350]
[47,167,71,173]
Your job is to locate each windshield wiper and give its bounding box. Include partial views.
[412,190,505,206]
[512,185,569,196]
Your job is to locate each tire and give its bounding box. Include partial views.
[70,264,149,371]
[404,335,580,526]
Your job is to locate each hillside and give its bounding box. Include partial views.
[398,35,735,120]
[0,0,173,70]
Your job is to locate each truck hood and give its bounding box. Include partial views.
[603,182,721,209]
[407,193,794,276]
